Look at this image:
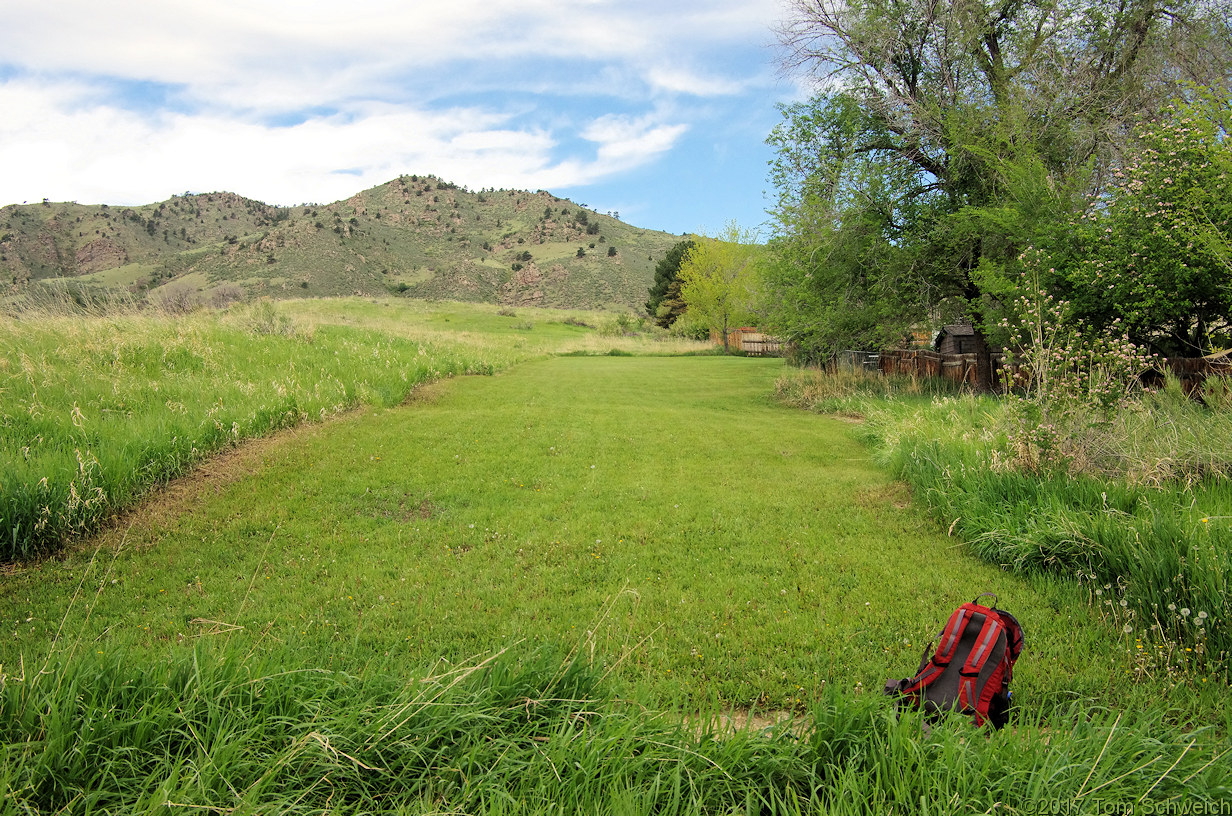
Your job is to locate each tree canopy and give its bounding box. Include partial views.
[765,0,1232,367]
[1055,91,1232,355]
[678,224,762,353]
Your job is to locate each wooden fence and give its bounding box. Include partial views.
[711,328,783,356]
[870,349,1230,393]
[1160,355,1232,393]
[878,349,981,387]
[740,332,783,356]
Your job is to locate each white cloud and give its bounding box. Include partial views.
[0,0,788,214]
[581,114,689,166]
[0,75,694,206]
[1,0,780,105]
[645,66,756,97]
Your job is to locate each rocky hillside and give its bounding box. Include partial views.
[0,177,686,311]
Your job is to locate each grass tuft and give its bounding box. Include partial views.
[2,646,1226,813]
[773,364,961,417]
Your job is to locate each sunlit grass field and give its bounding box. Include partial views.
[1,301,1228,812]
[0,298,707,559]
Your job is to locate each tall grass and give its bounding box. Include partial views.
[1000,375,1232,487]
[2,645,1226,814]
[0,301,505,559]
[777,367,1232,682]
[772,363,961,416]
[0,297,714,560]
[278,297,712,358]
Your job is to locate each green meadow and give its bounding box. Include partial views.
[0,298,702,559]
[1,300,1228,813]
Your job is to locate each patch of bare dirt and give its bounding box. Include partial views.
[74,238,129,273]
[401,379,453,406]
[854,482,914,511]
[685,709,808,739]
[82,418,345,557]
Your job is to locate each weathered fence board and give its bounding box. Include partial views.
[872,349,1229,393]
[741,333,782,356]
[711,328,784,356]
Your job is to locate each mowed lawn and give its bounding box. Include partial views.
[3,355,1157,711]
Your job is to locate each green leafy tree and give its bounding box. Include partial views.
[762,184,927,361]
[770,0,1232,380]
[645,239,697,327]
[678,223,762,353]
[1057,91,1232,356]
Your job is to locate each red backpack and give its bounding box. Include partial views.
[884,594,1024,729]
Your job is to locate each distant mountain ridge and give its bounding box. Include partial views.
[0,177,686,311]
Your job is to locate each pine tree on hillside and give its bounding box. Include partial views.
[645,239,696,327]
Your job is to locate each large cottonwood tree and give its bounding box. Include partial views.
[766,0,1232,372]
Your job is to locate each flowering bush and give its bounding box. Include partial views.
[1002,256,1159,418]
[997,253,1159,471]
[1060,90,1232,356]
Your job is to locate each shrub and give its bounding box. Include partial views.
[595,313,645,337]
[153,284,200,315]
[666,311,711,342]
[210,283,244,309]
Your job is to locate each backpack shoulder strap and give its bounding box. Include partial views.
[993,607,1024,665]
[899,604,975,696]
[956,610,1005,716]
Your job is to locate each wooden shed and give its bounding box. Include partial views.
[933,324,982,355]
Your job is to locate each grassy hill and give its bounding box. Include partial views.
[0,178,686,311]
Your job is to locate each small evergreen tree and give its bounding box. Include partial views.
[645,239,696,327]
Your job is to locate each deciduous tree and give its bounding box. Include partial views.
[769,0,1232,377]
[678,224,762,353]
[1058,90,1232,355]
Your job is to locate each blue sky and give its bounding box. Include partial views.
[0,1,804,237]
